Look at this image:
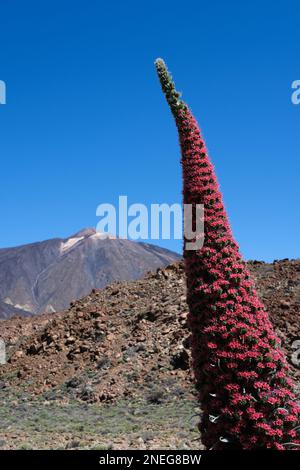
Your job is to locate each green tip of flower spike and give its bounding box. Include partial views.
[155,58,186,116]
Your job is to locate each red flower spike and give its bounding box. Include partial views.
[155,58,300,450]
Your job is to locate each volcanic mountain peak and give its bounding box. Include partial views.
[0,230,180,319]
[70,227,97,238]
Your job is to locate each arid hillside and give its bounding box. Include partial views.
[0,259,299,449]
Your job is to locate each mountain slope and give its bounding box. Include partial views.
[0,229,180,318]
[0,300,31,320]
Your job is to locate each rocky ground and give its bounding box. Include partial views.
[0,259,299,449]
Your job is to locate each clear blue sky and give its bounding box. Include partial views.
[0,0,299,261]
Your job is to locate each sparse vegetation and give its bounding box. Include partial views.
[0,389,200,450]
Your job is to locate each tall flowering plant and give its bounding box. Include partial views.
[155,58,300,450]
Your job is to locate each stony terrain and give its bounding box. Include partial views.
[0,259,299,449]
